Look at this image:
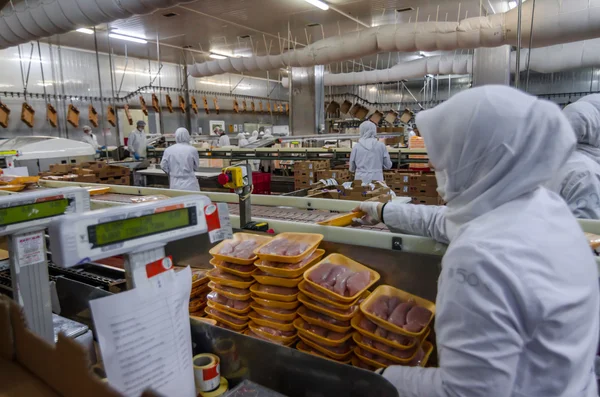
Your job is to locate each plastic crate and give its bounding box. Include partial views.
[252,172,271,195]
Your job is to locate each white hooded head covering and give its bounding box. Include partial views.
[358,120,377,150]
[416,85,575,228]
[175,127,191,144]
[252,130,259,138]
[236,133,245,140]
[563,95,600,165]
[263,129,272,138]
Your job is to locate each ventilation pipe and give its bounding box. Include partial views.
[190,1,600,78]
[280,38,600,88]
[0,0,192,49]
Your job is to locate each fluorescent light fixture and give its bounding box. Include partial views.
[109,33,147,44]
[508,0,517,9]
[76,28,94,35]
[209,53,227,60]
[111,29,146,39]
[302,0,329,11]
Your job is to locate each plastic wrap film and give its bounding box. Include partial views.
[189,1,600,78]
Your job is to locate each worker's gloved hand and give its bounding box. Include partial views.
[147,145,155,149]
[133,153,140,160]
[351,202,384,226]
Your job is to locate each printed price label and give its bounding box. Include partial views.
[205,203,233,243]
[16,230,44,267]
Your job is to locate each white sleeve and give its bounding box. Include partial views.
[382,201,450,244]
[382,144,392,170]
[383,245,527,397]
[349,147,357,172]
[127,133,136,153]
[92,134,99,150]
[160,151,170,174]
[192,148,199,171]
[561,170,600,219]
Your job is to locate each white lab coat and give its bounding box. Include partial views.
[570,95,600,166]
[128,129,147,158]
[260,130,274,172]
[349,121,392,183]
[160,128,200,191]
[81,132,98,150]
[248,131,260,171]
[218,134,230,147]
[381,86,599,397]
[237,133,249,147]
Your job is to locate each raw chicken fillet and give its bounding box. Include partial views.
[207,291,250,311]
[219,239,259,259]
[366,295,432,333]
[307,263,373,297]
[256,285,298,296]
[259,238,310,256]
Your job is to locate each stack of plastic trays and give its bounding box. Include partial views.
[296,254,380,363]
[204,233,273,333]
[186,268,210,318]
[246,233,325,346]
[352,285,436,370]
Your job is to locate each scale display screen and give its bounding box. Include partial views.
[0,198,69,226]
[88,207,197,248]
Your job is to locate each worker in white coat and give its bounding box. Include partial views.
[248,130,259,143]
[216,129,230,147]
[237,132,249,147]
[81,125,99,150]
[160,128,200,191]
[551,96,600,219]
[349,120,392,183]
[247,130,260,171]
[260,129,274,172]
[128,120,148,160]
[353,86,599,396]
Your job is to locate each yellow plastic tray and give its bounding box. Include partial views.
[297,334,354,361]
[354,347,387,369]
[0,176,39,185]
[251,295,300,310]
[189,300,207,313]
[297,306,351,334]
[248,321,298,345]
[298,292,365,322]
[0,184,25,192]
[252,272,303,288]
[243,329,296,347]
[303,254,380,303]
[209,233,273,265]
[205,304,249,330]
[86,186,110,196]
[206,268,255,289]
[250,283,298,302]
[421,341,434,367]
[296,341,352,365]
[248,311,295,332]
[298,280,359,310]
[352,332,418,364]
[293,318,353,347]
[210,257,257,278]
[190,268,210,287]
[317,211,364,227]
[190,316,217,326]
[254,232,324,264]
[351,313,417,350]
[206,301,250,320]
[208,281,251,301]
[191,283,210,298]
[205,313,248,332]
[250,302,297,322]
[359,285,435,338]
[207,294,252,315]
[254,249,325,278]
[351,354,379,370]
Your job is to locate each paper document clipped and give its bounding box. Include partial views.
[90,267,195,397]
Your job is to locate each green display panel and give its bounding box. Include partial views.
[0,199,69,226]
[89,207,194,247]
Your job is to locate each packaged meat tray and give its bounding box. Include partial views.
[297,334,354,361]
[297,306,352,334]
[317,211,365,227]
[354,342,431,368]
[248,321,298,345]
[205,305,249,331]
[251,295,300,310]
[248,311,295,332]
[191,282,210,298]
[254,232,324,264]
[298,292,367,322]
[207,268,255,289]
[359,285,435,338]
[298,280,362,310]
[296,341,352,365]
[351,355,379,371]
[243,329,297,347]
[208,281,251,301]
[210,258,256,277]
[352,332,419,364]
[209,233,273,265]
[250,283,299,302]
[354,347,389,368]
[189,267,210,288]
[293,318,353,347]
[351,313,420,350]
[252,270,303,288]
[254,249,325,278]
[207,291,252,314]
[250,302,298,322]
[303,254,380,303]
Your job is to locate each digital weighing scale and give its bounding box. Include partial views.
[49,195,212,289]
[0,187,90,343]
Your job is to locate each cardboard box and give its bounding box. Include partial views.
[316,169,351,182]
[74,174,99,183]
[409,174,437,187]
[101,176,130,186]
[392,185,411,196]
[411,196,439,205]
[97,165,130,179]
[293,160,329,171]
[49,164,72,174]
[410,185,438,197]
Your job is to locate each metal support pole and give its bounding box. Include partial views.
[156,32,164,134]
[515,0,523,89]
[93,27,108,149]
[107,33,121,154]
[239,163,253,228]
[56,39,69,138]
[525,0,536,92]
[183,63,192,132]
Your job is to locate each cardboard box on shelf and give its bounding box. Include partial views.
[293,160,329,171]
[316,169,351,182]
[392,185,411,196]
[410,185,438,197]
[74,174,99,183]
[409,174,437,187]
[49,164,73,174]
[411,196,439,205]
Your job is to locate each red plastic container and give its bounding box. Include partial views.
[252,172,271,195]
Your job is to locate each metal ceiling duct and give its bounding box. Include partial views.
[280,38,600,87]
[0,0,191,49]
[189,1,600,78]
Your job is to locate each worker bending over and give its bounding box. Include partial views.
[128,120,147,160]
[237,132,249,147]
[81,125,99,150]
[160,128,200,191]
[551,94,600,219]
[349,120,392,183]
[354,86,599,396]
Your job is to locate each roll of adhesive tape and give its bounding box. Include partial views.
[193,353,221,392]
[198,377,229,397]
